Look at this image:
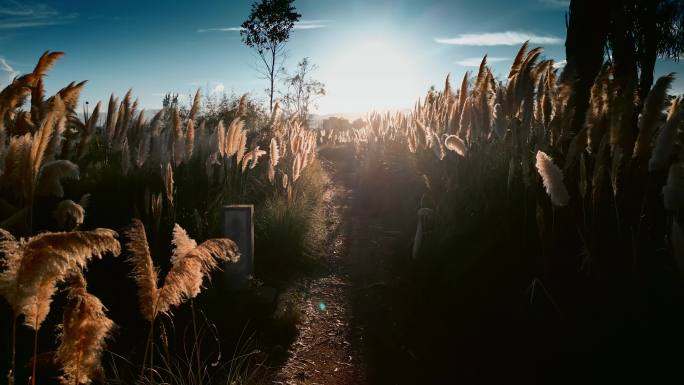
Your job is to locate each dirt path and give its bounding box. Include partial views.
[273,151,368,385]
[273,146,417,385]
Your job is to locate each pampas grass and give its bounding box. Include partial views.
[673,220,684,273]
[0,49,322,385]
[649,105,683,171]
[53,200,85,231]
[164,162,174,208]
[633,73,675,159]
[292,153,302,182]
[444,134,466,157]
[270,137,280,167]
[185,119,195,160]
[189,89,201,122]
[156,228,240,315]
[535,151,569,206]
[663,162,684,210]
[0,228,120,329]
[125,218,239,320]
[36,160,79,197]
[125,219,239,376]
[124,219,159,322]
[236,131,247,163]
[0,228,119,385]
[55,272,114,385]
[226,117,245,157]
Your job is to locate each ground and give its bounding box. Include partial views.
[273,146,411,385]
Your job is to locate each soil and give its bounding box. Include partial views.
[273,146,411,385]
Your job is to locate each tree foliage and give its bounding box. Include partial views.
[240,0,301,112]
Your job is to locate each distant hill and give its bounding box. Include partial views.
[309,109,411,128]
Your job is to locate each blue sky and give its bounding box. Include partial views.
[0,0,682,114]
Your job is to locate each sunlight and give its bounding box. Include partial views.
[318,37,422,114]
[5,1,684,383]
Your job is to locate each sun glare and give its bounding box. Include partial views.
[318,37,422,114]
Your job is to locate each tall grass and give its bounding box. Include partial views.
[344,43,682,277]
[0,52,325,384]
[340,42,684,382]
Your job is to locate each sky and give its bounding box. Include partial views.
[0,0,682,115]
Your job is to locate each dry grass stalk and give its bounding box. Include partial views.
[164,163,174,208]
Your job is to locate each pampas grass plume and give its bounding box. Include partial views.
[124,219,159,322]
[535,150,569,206]
[55,272,114,385]
[156,225,239,315]
[444,135,467,157]
[663,162,684,210]
[1,229,120,330]
[270,137,280,167]
[53,200,85,231]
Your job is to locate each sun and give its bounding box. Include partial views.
[318,37,422,114]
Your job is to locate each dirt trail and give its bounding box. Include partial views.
[273,152,368,385]
[274,146,414,385]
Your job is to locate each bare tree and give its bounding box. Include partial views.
[241,0,301,113]
[281,57,325,124]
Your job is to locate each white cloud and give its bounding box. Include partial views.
[210,82,225,95]
[435,31,563,46]
[455,56,509,67]
[0,0,77,29]
[197,27,244,33]
[552,59,567,69]
[539,0,570,8]
[293,20,331,30]
[0,57,18,86]
[197,19,331,33]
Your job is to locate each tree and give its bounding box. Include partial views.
[352,118,365,130]
[562,0,612,134]
[281,57,325,124]
[322,116,352,135]
[563,0,684,134]
[607,1,684,103]
[241,0,301,113]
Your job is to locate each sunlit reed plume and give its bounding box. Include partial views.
[55,272,114,385]
[535,151,569,206]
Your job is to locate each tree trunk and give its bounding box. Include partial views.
[270,48,276,113]
[637,0,659,106]
[564,0,612,134]
[609,1,640,147]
